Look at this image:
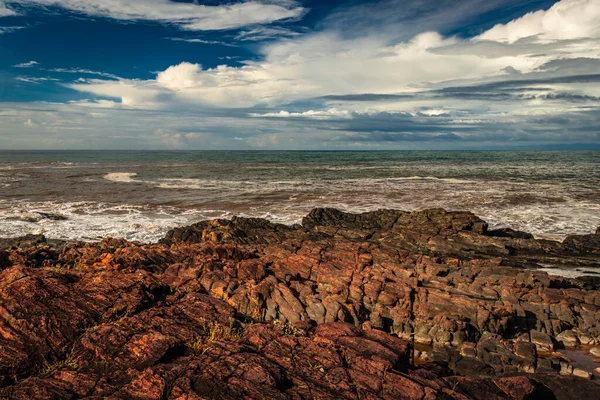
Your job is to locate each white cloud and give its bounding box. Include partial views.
[479,0,600,43]
[16,76,58,84]
[69,30,545,109]
[13,60,39,68]
[0,0,16,16]
[66,79,169,109]
[11,0,305,30]
[48,67,120,79]
[250,109,354,119]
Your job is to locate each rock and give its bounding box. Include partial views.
[492,376,537,400]
[563,231,600,254]
[572,368,592,379]
[461,342,477,358]
[1,208,600,399]
[20,212,68,222]
[529,330,555,353]
[302,207,405,230]
[486,228,534,240]
[514,341,537,364]
[590,347,600,358]
[0,234,47,249]
[560,362,573,375]
[556,330,579,347]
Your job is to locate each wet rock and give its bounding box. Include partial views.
[572,368,592,379]
[20,212,68,223]
[563,230,600,255]
[486,228,534,240]
[0,234,48,249]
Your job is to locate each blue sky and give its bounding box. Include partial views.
[1,0,599,149]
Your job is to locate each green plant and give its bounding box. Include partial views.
[273,319,301,336]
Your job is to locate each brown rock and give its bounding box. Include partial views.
[2,208,600,399]
[492,376,537,400]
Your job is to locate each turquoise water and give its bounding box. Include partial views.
[0,151,599,242]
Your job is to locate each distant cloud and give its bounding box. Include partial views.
[13,60,39,68]
[235,27,302,41]
[47,67,120,80]
[10,0,306,31]
[16,76,58,84]
[336,131,464,143]
[319,94,414,102]
[250,109,354,119]
[166,37,237,47]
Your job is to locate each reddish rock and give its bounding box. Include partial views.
[1,208,600,398]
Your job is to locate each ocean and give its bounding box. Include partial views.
[1,150,599,243]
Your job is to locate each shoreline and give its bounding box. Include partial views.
[1,207,600,398]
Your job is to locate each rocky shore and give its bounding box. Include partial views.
[1,208,600,399]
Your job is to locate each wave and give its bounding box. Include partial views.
[0,201,210,242]
[104,172,139,183]
[386,176,476,184]
[150,176,477,191]
[1,198,599,243]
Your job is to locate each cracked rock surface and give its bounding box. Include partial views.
[1,208,600,399]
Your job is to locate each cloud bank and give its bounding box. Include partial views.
[2,0,600,149]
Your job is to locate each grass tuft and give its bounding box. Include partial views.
[186,321,242,354]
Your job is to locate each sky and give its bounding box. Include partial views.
[0,0,599,150]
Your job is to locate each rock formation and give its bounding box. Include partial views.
[1,208,599,399]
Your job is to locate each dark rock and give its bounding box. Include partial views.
[0,234,47,249]
[20,212,68,223]
[486,227,534,240]
[302,207,405,230]
[563,231,600,254]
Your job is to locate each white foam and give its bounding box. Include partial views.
[0,201,218,242]
[533,264,600,279]
[389,176,477,184]
[103,172,138,183]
